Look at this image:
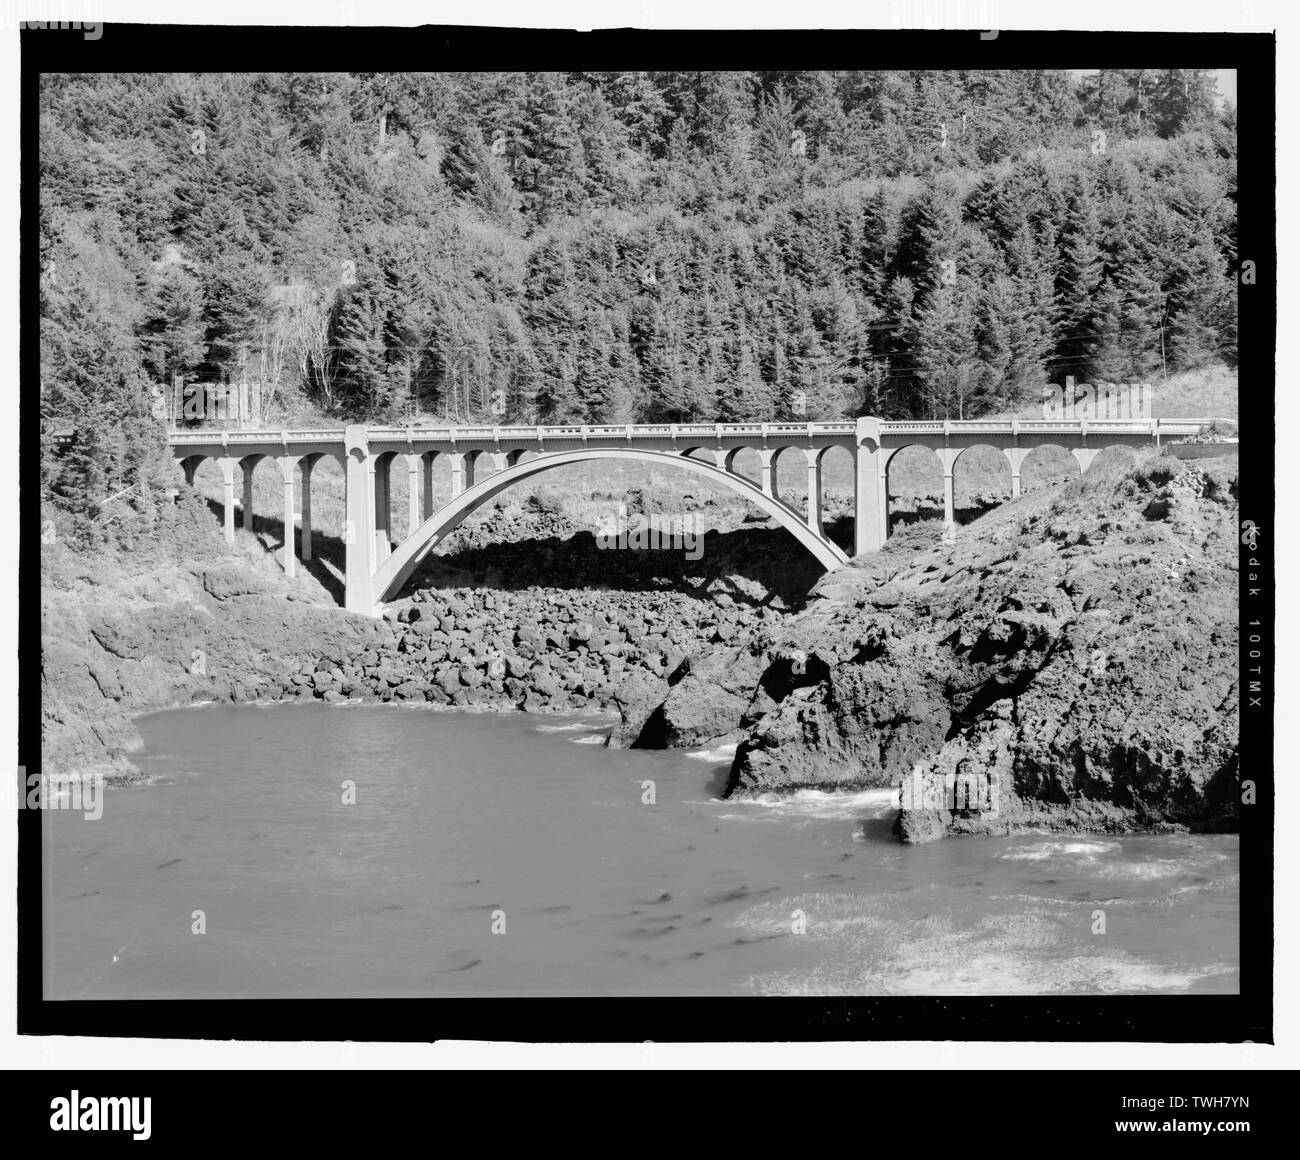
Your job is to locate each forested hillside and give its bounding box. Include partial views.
[39,70,1236,546]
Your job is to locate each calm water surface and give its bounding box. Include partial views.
[44,703,1239,997]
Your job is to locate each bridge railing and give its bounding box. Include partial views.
[168,429,348,445]
[165,416,1224,450]
[877,418,1212,438]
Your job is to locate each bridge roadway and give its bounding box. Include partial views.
[167,417,1206,615]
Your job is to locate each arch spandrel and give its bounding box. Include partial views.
[370,447,848,608]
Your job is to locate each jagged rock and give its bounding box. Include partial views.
[201,566,274,601]
[725,454,1240,841]
[606,669,670,748]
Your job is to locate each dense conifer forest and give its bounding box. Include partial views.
[39,70,1236,544]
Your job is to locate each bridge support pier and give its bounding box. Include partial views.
[758,449,780,501]
[852,419,884,557]
[936,446,959,530]
[1004,441,1024,500]
[218,457,238,544]
[373,452,393,564]
[344,426,376,615]
[421,452,436,520]
[449,452,466,498]
[300,457,314,561]
[1072,447,1100,474]
[279,457,297,578]
[405,453,422,540]
[804,449,823,534]
[240,458,257,531]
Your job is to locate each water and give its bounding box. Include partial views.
[43,704,1239,998]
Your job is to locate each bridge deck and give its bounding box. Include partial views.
[163,417,1214,452]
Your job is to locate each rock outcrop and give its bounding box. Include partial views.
[724,452,1241,841]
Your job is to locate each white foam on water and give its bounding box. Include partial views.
[998,839,1121,864]
[535,722,601,734]
[685,744,737,763]
[717,787,897,822]
[734,894,1237,996]
[1094,858,1189,880]
[569,734,606,745]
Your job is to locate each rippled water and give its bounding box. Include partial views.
[43,704,1239,998]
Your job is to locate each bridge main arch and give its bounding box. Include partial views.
[367,446,849,611]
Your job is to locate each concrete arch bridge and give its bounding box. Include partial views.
[169,417,1200,616]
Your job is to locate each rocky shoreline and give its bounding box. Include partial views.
[726,452,1241,841]
[40,450,1240,843]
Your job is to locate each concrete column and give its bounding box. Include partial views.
[1004,446,1024,500]
[937,446,959,529]
[217,457,238,544]
[279,457,297,578]
[1072,447,1099,474]
[300,457,314,561]
[878,455,889,542]
[344,426,376,615]
[804,448,823,534]
[464,451,478,490]
[421,452,435,520]
[405,453,422,539]
[758,449,779,500]
[240,458,257,531]
[853,419,883,555]
[373,453,392,564]
[489,451,507,474]
[449,451,466,498]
